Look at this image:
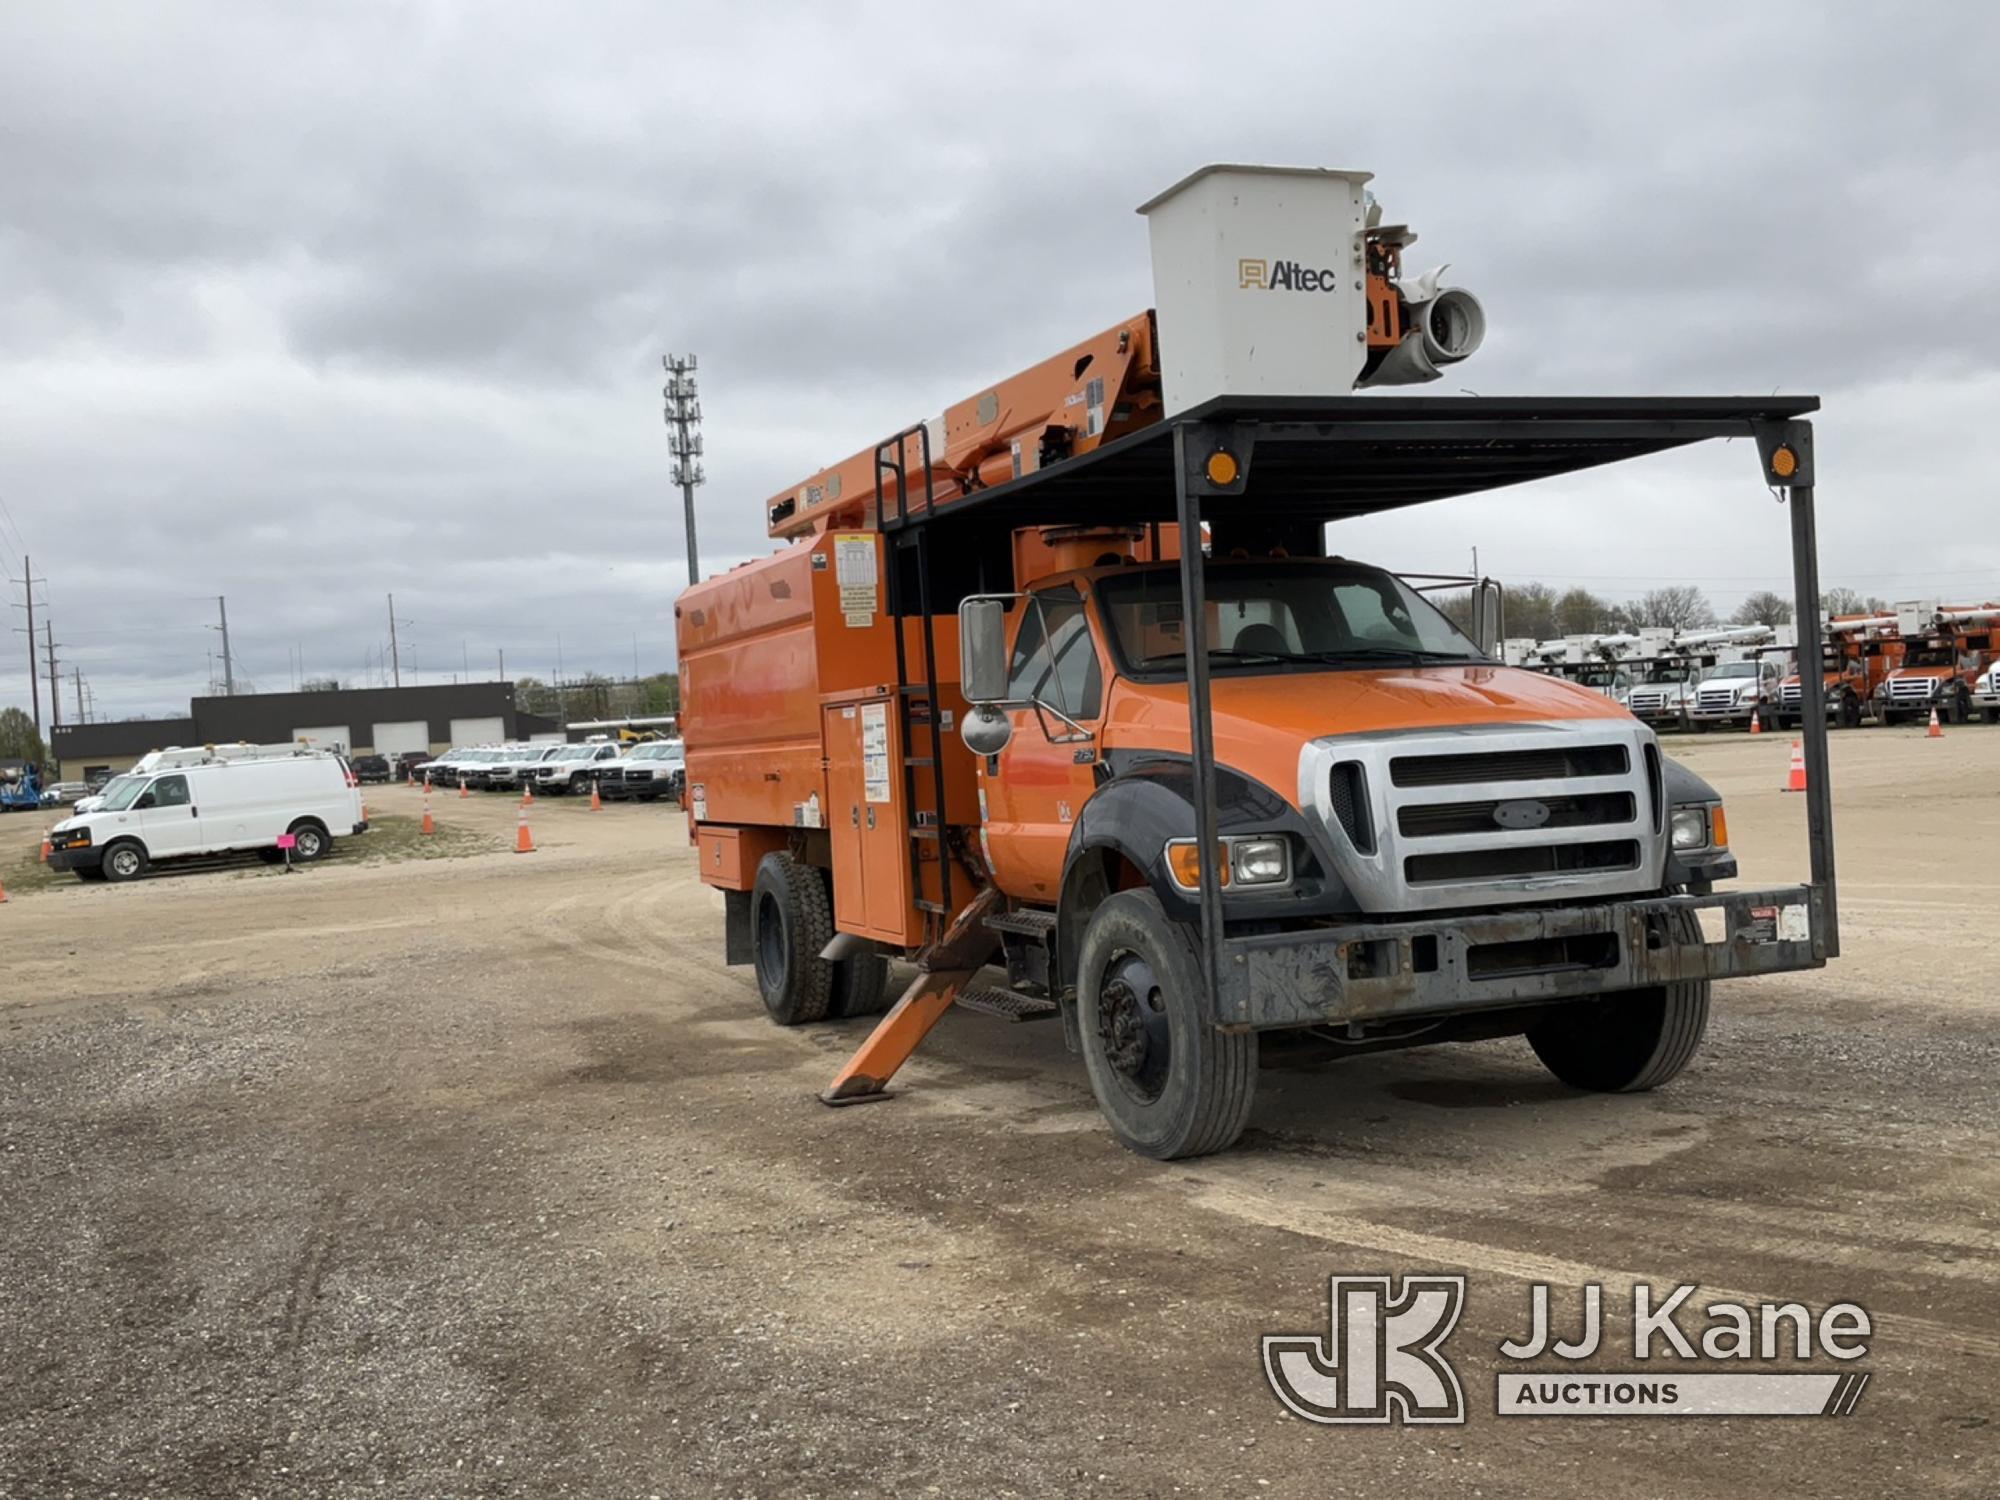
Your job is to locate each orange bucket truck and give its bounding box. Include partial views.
[679,164,1837,1159]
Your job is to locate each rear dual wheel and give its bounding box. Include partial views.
[751,853,893,1025]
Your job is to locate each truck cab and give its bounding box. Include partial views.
[1624,657,1707,730]
[969,556,1730,922]
[1689,657,1783,729]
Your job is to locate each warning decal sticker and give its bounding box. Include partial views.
[834,534,878,627]
[861,702,891,804]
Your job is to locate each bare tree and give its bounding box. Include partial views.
[1731,591,1794,627]
[1637,586,1714,631]
[1555,587,1611,635]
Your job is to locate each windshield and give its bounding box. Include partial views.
[1902,645,1953,668]
[1097,562,1483,677]
[1707,662,1759,680]
[100,775,149,811]
[557,744,600,760]
[631,742,685,762]
[1640,664,1695,683]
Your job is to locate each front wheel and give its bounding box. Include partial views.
[101,839,148,883]
[1076,891,1257,1160]
[1527,964,1709,1094]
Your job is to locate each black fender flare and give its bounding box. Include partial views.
[1053,757,1342,995]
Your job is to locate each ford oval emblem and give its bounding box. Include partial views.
[1493,799,1551,830]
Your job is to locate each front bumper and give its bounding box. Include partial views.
[1214,884,1825,1031]
[1688,701,1759,724]
[49,844,101,872]
[1975,690,2000,710]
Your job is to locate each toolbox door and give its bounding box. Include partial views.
[823,700,915,943]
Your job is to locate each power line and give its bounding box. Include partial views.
[7,553,47,739]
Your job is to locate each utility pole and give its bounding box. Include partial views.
[662,354,706,585]
[73,666,84,723]
[214,596,236,696]
[44,620,60,729]
[387,594,402,688]
[498,647,505,681]
[8,553,45,738]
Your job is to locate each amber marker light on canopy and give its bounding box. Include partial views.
[1205,449,1240,486]
[1770,446,1798,479]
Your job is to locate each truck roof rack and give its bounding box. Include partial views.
[879,394,1820,535]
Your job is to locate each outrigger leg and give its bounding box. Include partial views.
[819,887,1002,1106]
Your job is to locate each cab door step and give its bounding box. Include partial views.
[985,909,1058,939]
[954,987,1060,1023]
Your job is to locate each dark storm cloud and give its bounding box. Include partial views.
[2,1,1997,719]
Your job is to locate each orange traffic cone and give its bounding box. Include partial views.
[459,779,470,799]
[514,805,536,854]
[520,782,533,807]
[421,806,435,836]
[0,874,9,903]
[1749,707,1762,735]
[423,772,433,793]
[1927,706,1943,738]
[590,781,602,811]
[1783,740,1808,793]
[39,829,53,863]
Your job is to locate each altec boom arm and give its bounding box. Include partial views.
[765,167,1481,542]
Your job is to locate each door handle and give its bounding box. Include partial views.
[866,807,876,830]
[851,805,859,826]
[190,807,198,817]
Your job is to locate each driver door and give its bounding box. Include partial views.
[130,773,204,858]
[980,585,1108,902]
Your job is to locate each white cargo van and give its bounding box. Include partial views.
[47,748,366,883]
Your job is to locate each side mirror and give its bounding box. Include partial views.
[959,598,1010,704]
[1470,579,1505,656]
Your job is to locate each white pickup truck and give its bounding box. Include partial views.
[533,739,627,796]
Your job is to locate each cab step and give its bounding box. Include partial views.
[955,987,1060,1023]
[985,908,1058,939]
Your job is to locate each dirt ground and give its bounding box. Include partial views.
[1,732,1996,1499]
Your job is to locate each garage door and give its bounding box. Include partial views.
[528,732,566,744]
[292,724,352,753]
[448,716,506,746]
[371,720,430,758]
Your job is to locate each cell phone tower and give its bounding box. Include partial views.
[663,354,706,585]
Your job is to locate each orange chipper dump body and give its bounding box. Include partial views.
[677,163,1835,1161]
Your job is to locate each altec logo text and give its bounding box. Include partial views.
[1238,258,1339,292]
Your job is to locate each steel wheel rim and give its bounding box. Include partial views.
[110,848,140,878]
[295,828,323,858]
[1096,949,1171,1105]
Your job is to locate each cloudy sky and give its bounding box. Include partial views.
[3,1,1996,721]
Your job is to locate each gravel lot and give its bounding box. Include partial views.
[2,731,1997,1498]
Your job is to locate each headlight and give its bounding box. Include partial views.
[1164,835,1292,890]
[1670,807,1711,851]
[1230,838,1290,885]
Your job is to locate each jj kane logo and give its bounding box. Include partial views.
[1238,257,1340,292]
[1265,1276,1873,1425]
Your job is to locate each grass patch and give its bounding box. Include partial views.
[345,811,500,865]
[0,811,498,898]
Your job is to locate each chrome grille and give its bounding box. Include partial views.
[1300,721,1665,915]
[1888,676,1939,700]
[1697,686,1738,710]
